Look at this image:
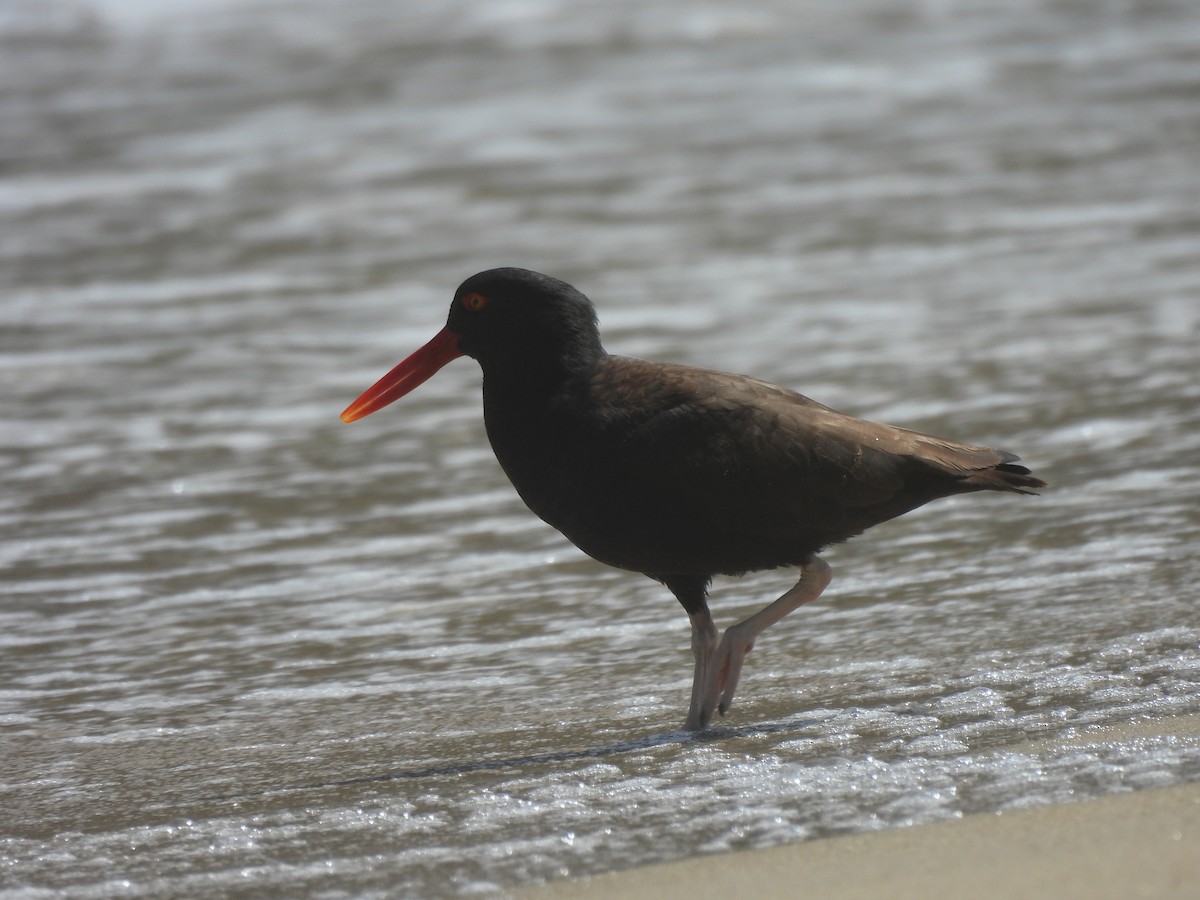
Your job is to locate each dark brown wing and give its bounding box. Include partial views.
[581,357,1043,575]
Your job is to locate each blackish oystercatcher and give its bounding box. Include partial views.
[341,268,1046,730]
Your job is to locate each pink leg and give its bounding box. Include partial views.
[687,557,832,730]
[684,609,719,731]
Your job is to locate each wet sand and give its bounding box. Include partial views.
[522,715,1200,900]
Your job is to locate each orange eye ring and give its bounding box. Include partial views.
[462,292,489,312]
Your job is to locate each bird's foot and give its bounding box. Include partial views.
[682,558,833,732]
[684,624,756,731]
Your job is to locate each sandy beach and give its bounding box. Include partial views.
[522,716,1200,900]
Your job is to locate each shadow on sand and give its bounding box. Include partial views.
[205,712,834,804]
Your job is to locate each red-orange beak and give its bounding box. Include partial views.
[340,327,464,423]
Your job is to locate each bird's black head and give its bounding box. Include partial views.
[340,268,606,423]
[447,268,605,377]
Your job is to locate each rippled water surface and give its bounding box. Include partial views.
[3,0,1200,896]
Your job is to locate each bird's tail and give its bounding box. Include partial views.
[965,453,1047,495]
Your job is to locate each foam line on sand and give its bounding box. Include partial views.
[521,715,1200,900]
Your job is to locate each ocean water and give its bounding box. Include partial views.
[2,0,1199,895]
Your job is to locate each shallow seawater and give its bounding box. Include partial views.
[3,0,1200,896]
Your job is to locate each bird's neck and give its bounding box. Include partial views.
[477,333,606,402]
[481,350,603,414]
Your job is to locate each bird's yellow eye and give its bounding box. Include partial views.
[462,292,489,312]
